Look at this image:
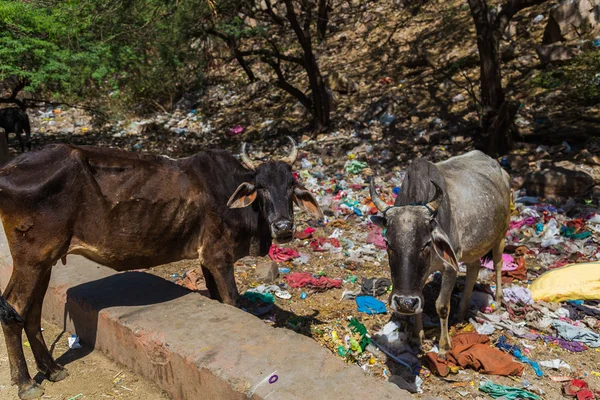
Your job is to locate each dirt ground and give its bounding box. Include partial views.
[0,320,170,400]
[148,230,600,399]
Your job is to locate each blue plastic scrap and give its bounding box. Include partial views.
[497,336,543,377]
[356,296,387,314]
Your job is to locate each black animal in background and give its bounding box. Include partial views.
[0,108,31,152]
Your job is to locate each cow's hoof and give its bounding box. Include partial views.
[18,381,44,400]
[46,367,69,382]
[437,351,447,361]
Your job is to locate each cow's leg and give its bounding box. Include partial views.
[200,252,239,306]
[24,269,68,382]
[458,261,480,321]
[14,122,24,152]
[411,313,425,350]
[2,263,50,399]
[200,265,219,300]
[492,239,505,304]
[436,266,457,360]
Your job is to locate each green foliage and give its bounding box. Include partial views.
[565,49,600,105]
[532,49,600,105]
[0,0,209,112]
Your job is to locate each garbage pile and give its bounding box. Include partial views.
[29,107,600,398]
[222,144,600,399]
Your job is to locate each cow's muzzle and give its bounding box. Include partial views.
[390,294,423,315]
[271,220,294,243]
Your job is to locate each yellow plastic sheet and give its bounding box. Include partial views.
[529,262,600,303]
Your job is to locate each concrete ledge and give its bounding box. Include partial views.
[0,230,413,399]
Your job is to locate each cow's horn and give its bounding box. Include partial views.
[370,179,389,213]
[279,136,298,166]
[426,180,443,212]
[240,142,257,171]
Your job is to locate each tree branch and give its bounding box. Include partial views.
[262,56,312,111]
[494,0,547,38]
[238,48,305,66]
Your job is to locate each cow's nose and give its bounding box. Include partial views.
[273,220,293,235]
[393,295,421,314]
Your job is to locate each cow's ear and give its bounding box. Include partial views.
[227,182,257,208]
[370,215,386,228]
[293,187,323,218]
[430,225,459,271]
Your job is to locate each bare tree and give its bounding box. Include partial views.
[467,0,547,156]
[205,0,331,132]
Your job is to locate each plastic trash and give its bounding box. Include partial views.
[496,336,543,377]
[539,359,571,370]
[68,334,82,349]
[533,14,544,23]
[356,296,387,314]
[541,219,563,247]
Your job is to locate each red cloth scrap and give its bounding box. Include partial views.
[268,244,299,262]
[309,237,340,252]
[284,272,342,290]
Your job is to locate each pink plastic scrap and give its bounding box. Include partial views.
[509,217,537,230]
[482,253,518,271]
[228,125,244,136]
[366,226,386,249]
[268,244,299,262]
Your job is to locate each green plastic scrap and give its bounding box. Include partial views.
[348,318,370,351]
[337,345,348,357]
[479,381,540,399]
[241,292,275,304]
[346,160,368,174]
[345,274,358,283]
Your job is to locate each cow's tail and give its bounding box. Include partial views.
[0,289,21,325]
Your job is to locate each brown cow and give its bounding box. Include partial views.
[0,137,321,399]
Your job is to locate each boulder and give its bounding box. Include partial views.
[542,0,600,44]
[523,164,595,199]
[255,261,279,283]
[327,71,359,94]
[535,44,581,65]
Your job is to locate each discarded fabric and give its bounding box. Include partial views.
[552,320,600,347]
[425,333,524,377]
[503,286,533,305]
[268,244,299,262]
[479,381,540,399]
[356,296,387,314]
[366,226,386,249]
[529,262,600,303]
[285,272,342,290]
[361,277,392,297]
[482,253,518,271]
[562,379,600,399]
[242,291,275,304]
[496,336,543,377]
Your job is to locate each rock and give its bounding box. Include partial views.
[503,20,519,40]
[381,53,389,63]
[247,81,268,97]
[523,164,595,199]
[410,115,420,124]
[535,44,581,65]
[255,261,279,283]
[292,101,311,118]
[327,71,359,94]
[542,0,600,44]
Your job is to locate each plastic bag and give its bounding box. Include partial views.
[529,262,600,302]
